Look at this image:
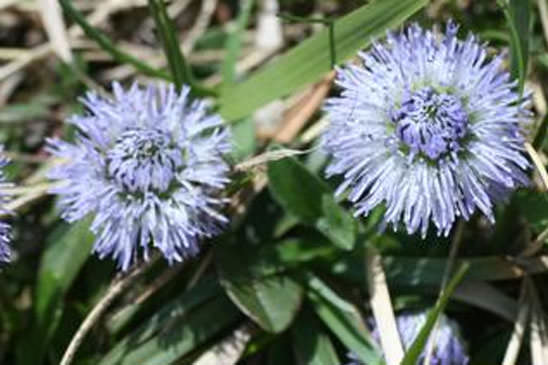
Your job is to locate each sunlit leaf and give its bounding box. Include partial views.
[219,0,428,120]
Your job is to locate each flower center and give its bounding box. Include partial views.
[106,128,182,193]
[391,87,468,160]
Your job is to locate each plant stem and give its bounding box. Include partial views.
[59,256,158,365]
[58,0,171,81]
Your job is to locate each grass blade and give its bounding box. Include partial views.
[500,0,531,94]
[21,219,94,364]
[268,156,356,250]
[99,278,230,365]
[222,0,255,85]
[218,0,427,121]
[147,0,194,90]
[303,272,382,364]
[292,310,340,365]
[58,0,170,81]
[400,262,470,365]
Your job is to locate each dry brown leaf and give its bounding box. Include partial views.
[272,71,335,143]
[366,246,404,365]
[37,0,73,63]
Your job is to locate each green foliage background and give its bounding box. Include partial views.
[1,0,548,364]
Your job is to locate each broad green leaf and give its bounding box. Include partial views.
[221,275,303,333]
[246,235,338,277]
[292,310,340,365]
[273,213,301,238]
[401,262,470,365]
[216,239,304,333]
[216,234,337,280]
[268,156,356,249]
[515,190,548,234]
[317,195,356,250]
[271,236,338,266]
[28,218,94,364]
[218,0,428,120]
[303,272,382,364]
[99,278,233,365]
[268,156,329,224]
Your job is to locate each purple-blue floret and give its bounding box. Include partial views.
[348,311,469,365]
[323,22,532,237]
[0,150,11,263]
[47,82,231,270]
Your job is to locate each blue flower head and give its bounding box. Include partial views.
[0,149,12,263]
[348,311,469,365]
[323,22,532,237]
[47,83,231,270]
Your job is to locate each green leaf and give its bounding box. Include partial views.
[256,236,339,277]
[28,218,94,364]
[58,0,170,81]
[268,156,356,249]
[99,278,234,365]
[292,310,340,365]
[401,262,470,365]
[267,337,294,365]
[222,0,255,84]
[221,275,303,333]
[231,117,257,161]
[515,190,548,233]
[501,0,530,94]
[216,239,304,333]
[303,272,382,364]
[216,234,338,281]
[218,0,428,120]
[268,156,329,224]
[385,256,523,284]
[317,195,356,250]
[330,255,548,286]
[147,0,193,90]
[0,99,54,123]
[271,236,339,266]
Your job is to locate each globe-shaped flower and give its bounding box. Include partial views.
[348,311,469,365]
[0,150,12,263]
[47,82,231,270]
[323,22,531,237]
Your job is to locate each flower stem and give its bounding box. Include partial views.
[59,256,159,365]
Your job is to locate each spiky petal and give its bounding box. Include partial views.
[47,82,231,270]
[323,22,531,237]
